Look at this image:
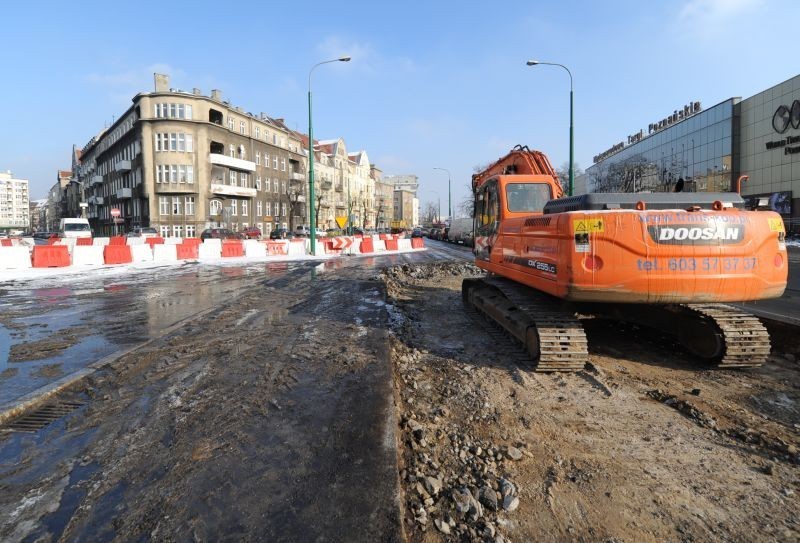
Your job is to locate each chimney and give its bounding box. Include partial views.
[211,89,222,101]
[154,73,170,92]
[193,88,201,96]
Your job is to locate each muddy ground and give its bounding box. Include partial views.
[385,262,800,542]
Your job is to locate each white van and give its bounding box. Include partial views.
[59,218,92,239]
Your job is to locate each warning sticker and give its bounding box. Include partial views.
[768,218,785,232]
[573,219,605,233]
[574,233,590,253]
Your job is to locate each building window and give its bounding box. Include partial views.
[281,180,286,193]
[160,225,170,237]
[155,133,193,153]
[255,176,261,190]
[159,196,169,215]
[273,156,278,169]
[281,158,286,171]
[242,201,248,216]
[228,116,235,130]
[231,200,238,216]
[186,225,196,238]
[185,196,195,215]
[172,197,182,215]
[229,171,236,185]
[210,200,222,215]
[264,178,271,192]
[229,144,235,158]
[240,173,248,188]
[240,121,246,135]
[273,134,278,145]
[173,225,183,238]
[265,201,271,216]
[256,151,261,166]
[254,126,260,139]
[281,203,287,217]
[274,180,279,193]
[265,153,270,168]
[257,201,262,216]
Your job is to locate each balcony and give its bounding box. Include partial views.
[90,175,103,186]
[116,188,132,199]
[290,172,305,182]
[334,183,343,192]
[293,195,306,203]
[114,160,131,172]
[209,153,256,172]
[320,179,332,190]
[211,183,257,198]
[89,196,104,205]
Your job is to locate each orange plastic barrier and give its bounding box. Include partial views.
[176,243,198,260]
[360,237,374,253]
[385,239,399,251]
[379,234,388,241]
[145,237,165,248]
[221,240,244,257]
[32,245,70,268]
[267,242,288,256]
[47,237,60,245]
[0,239,11,247]
[76,237,93,246]
[182,237,201,247]
[103,244,133,265]
[411,237,424,249]
[109,236,127,246]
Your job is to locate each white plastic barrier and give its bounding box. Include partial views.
[344,239,362,255]
[71,245,104,266]
[165,237,183,245]
[244,240,266,258]
[374,240,386,252]
[288,240,307,257]
[130,244,154,262]
[198,243,221,260]
[126,237,145,246]
[57,238,78,253]
[398,239,412,251]
[0,247,32,269]
[153,244,178,262]
[203,238,222,250]
[93,237,110,246]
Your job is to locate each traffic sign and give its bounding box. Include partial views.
[335,216,348,229]
[110,208,121,218]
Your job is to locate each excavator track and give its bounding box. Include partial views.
[683,304,771,368]
[463,277,588,372]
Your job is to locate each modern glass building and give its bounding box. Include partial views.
[586,74,800,228]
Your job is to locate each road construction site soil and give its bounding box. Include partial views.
[384,262,800,542]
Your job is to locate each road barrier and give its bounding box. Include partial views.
[153,244,178,262]
[182,238,201,248]
[0,247,32,269]
[411,237,425,249]
[244,240,266,258]
[221,240,244,257]
[144,237,164,248]
[360,237,374,253]
[198,243,221,260]
[176,243,198,260]
[126,237,145,246]
[385,239,399,251]
[1,239,12,247]
[103,245,133,265]
[398,239,412,251]
[130,244,154,262]
[76,238,93,246]
[72,245,105,266]
[93,237,110,246]
[109,236,127,246]
[267,241,289,255]
[165,237,183,245]
[32,245,70,268]
[288,239,306,257]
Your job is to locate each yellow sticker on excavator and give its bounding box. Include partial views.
[768,218,785,232]
[573,219,604,234]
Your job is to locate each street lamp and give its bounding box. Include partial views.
[308,55,350,255]
[526,59,574,196]
[433,167,451,220]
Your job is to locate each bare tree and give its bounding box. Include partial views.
[421,202,438,224]
[458,183,475,219]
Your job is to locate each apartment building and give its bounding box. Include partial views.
[72,74,307,237]
[0,170,30,232]
[374,178,394,229]
[392,188,417,229]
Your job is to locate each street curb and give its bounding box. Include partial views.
[0,305,221,427]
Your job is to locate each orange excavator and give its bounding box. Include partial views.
[462,146,788,371]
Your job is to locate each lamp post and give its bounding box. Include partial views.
[308,56,350,255]
[433,167,451,220]
[526,59,574,196]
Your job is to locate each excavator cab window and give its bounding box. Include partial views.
[505,183,552,213]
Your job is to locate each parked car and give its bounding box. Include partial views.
[33,231,55,240]
[411,228,424,238]
[126,227,159,239]
[270,228,295,240]
[200,228,242,240]
[240,226,262,240]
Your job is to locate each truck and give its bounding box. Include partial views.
[462,145,787,371]
[59,218,92,239]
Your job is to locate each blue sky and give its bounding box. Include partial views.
[2,0,798,212]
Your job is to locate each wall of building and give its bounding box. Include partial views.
[0,171,30,230]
